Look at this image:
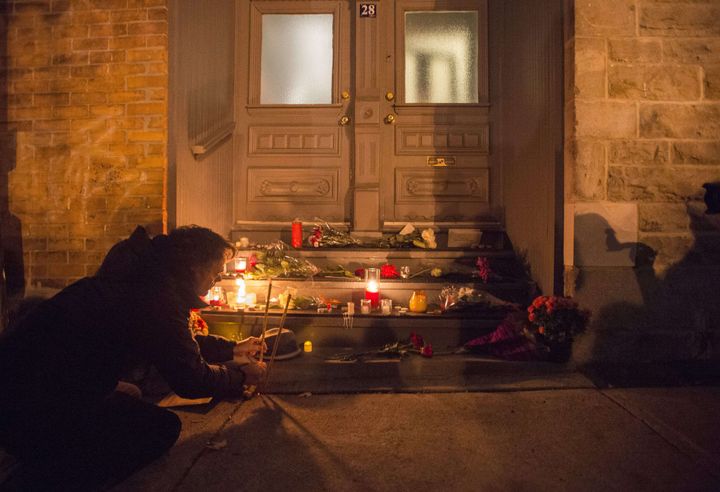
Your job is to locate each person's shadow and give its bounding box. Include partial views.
[575,197,720,384]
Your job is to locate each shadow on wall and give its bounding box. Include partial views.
[0,8,26,331]
[574,197,720,364]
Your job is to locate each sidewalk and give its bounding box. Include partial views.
[111,357,720,492]
[2,357,718,491]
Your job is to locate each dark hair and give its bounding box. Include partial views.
[165,225,236,271]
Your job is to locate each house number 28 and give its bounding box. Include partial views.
[359,3,376,18]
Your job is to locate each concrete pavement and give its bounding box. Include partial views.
[110,359,720,492]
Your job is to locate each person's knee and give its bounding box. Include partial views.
[157,409,181,450]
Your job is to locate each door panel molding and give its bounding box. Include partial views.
[396,124,489,154]
[248,167,339,202]
[355,129,382,184]
[395,167,489,203]
[249,126,340,155]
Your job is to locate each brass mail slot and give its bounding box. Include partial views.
[427,156,455,167]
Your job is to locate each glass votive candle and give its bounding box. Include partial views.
[208,286,226,307]
[360,299,372,314]
[234,256,248,274]
[364,267,380,308]
[380,298,392,315]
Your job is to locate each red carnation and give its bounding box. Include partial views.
[380,263,399,279]
[420,344,433,357]
[410,332,424,349]
[475,256,492,283]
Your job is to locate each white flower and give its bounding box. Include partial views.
[421,228,435,242]
[421,229,437,249]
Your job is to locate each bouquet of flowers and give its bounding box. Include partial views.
[464,312,544,361]
[527,295,590,345]
[439,285,515,313]
[245,241,319,279]
[318,264,356,278]
[188,309,208,336]
[376,224,437,249]
[307,219,362,248]
[327,332,433,361]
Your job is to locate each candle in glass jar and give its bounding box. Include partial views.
[360,299,372,314]
[235,277,246,306]
[364,267,380,308]
[209,286,226,307]
[234,257,247,274]
[365,283,379,307]
[381,298,392,315]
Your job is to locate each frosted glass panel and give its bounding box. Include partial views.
[261,14,333,104]
[405,11,478,103]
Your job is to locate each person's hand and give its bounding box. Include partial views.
[233,336,266,358]
[241,360,267,386]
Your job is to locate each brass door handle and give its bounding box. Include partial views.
[339,115,351,126]
[384,114,396,124]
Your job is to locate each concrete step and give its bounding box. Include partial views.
[260,348,591,394]
[231,245,527,281]
[208,244,533,351]
[201,306,512,349]
[214,276,533,308]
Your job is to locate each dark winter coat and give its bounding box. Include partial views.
[0,227,244,417]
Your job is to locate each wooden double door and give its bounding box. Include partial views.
[234,0,497,235]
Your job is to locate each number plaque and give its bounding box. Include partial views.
[359,3,376,18]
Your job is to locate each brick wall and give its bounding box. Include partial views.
[1,0,168,289]
[567,0,720,362]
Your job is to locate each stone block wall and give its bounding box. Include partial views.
[1,0,168,290]
[566,0,720,362]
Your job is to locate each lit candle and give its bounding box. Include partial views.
[381,298,392,315]
[234,257,247,274]
[246,293,257,307]
[208,286,225,307]
[364,267,380,308]
[360,299,372,314]
[235,277,246,306]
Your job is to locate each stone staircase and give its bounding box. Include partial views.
[203,242,535,351]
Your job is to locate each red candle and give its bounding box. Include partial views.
[365,289,379,308]
[365,279,380,308]
[291,219,303,248]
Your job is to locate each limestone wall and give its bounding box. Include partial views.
[1,0,167,290]
[566,0,720,362]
